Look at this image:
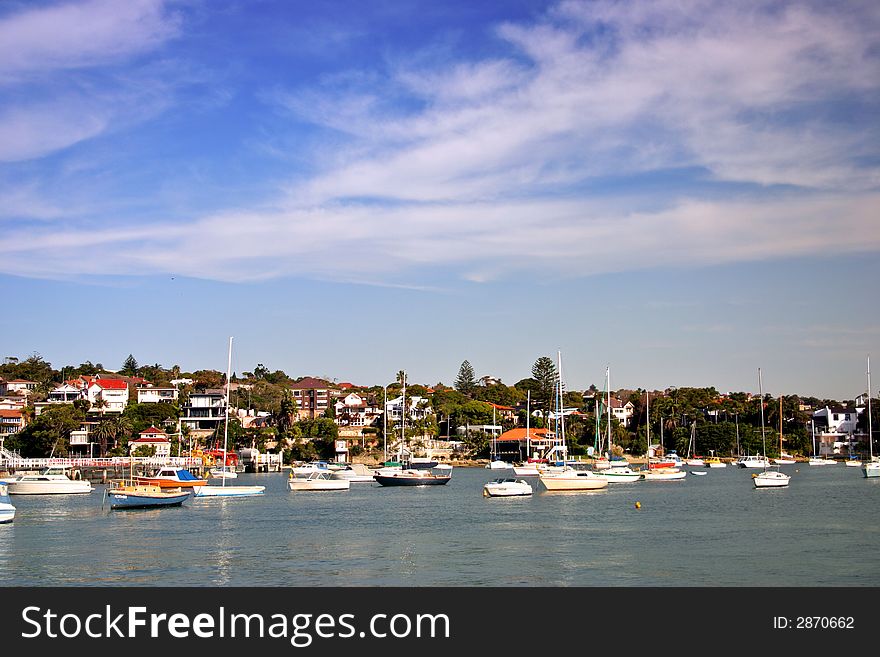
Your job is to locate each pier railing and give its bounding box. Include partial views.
[0,455,204,471]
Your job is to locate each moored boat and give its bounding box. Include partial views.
[641,467,687,481]
[6,466,93,495]
[538,467,608,491]
[288,471,351,491]
[373,469,451,487]
[483,478,533,497]
[704,457,727,468]
[331,463,377,482]
[136,467,208,489]
[106,481,190,509]
[602,465,642,483]
[0,483,15,523]
[753,469,791,488]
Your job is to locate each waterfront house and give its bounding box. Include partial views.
[136,384,179,404]
[335,393,381,427]
[494,427,554,462]
[86,378,130,414]
[128,426,171,458]
[812,405,863,455]
[180,389,226,435]
[48,382,86,404]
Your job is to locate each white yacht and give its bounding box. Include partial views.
[753,468,791,488]
[483,478,533,497]
[6,467,93,495]
[330,463,377,482]
[288,471,350,491]
[0,483,15,523]
[735,455,771,468]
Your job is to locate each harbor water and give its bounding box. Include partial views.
[1,465,878,586]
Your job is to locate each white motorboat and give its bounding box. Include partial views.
[685,458,705,467]
[865,458,880,479]
[773,453,797,465]
[735,455,771,468]
[6,466,93,495]
[483,478,533,497]
[753,469,791,488]
[844,459,862,467]
[0,483,15,523]
[291,461,332,476]
[808,456,835,466]
[209,465,238,479]
[330,463,377,482]
[486,459,514,470]
[602,465,642,483]
[288,471,351,491]
[539,467,608,491]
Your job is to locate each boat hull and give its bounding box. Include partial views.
[753,472,791,488]
[0,506,14,523]
[641,468,687,481]
[538,472,608,491]
[373,473,451,486]
[288,479,351,491]
[108,488,190,509]
[193,485,265,497]
[7,480,93,495]
[864,463,880,478]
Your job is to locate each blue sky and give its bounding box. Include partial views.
[1,0,878,399]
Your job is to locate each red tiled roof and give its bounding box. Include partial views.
[486,402,515,411]
[130,436,170,444]
[497,427,551,442]
[139,426,166,436]
[93,379,128,390]
[0,409,23,418]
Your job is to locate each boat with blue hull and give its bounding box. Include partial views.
[106,482,190,510]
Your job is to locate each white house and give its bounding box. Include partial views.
[335,393,382,427]
[48,383,86,404]
[137,385,179,404]
[812,406,862,436]
[0,379,38,396]
[86,378,130,413]
[609,398,635,427]
[129,426,171,458]
[180,389,226,432]
[386,395,433,422]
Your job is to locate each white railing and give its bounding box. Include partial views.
[0,456,204,470]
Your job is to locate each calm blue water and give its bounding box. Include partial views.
[1,465,878,586]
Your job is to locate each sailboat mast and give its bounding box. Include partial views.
[779,396,783,456]
[526,390,531,461]
[646,390,650,464]
[557,351,565,462]
[606,366,611,457]
[223,336,233,487]
[758,368,767,466]
[401,371,406,462]
[868,356,873,460]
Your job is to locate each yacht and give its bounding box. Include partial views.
[538,467,608,491]
[6,466,93,495]
[735,455,771,468]
[330,463,377,483]
[288,471,350,491]
[0,483,15,522]
[753,468,791,488]
[483,478,533,497]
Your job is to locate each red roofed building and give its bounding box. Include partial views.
[0,408,27,436]
[290,377,335,420]
[129,426,171,457]
[495,427,554,462]
[86,378,130,414]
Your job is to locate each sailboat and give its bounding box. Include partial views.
[684,422,705,466]
[374,371,451,486]
[641,389,686,481]
[864,356,879,479]
[194,337,266,498]
[808,419,834,466]
[538,352,608,491]
[753,368,791,488]
[600,367,640,483]
[773,396,796,465]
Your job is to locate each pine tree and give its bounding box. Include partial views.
[454,360,477,397]
[531,356,558,419]
[121,354,139,376]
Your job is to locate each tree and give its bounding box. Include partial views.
[121,354,139,376]
[8,405,85,457]
[531,356,558,419]
[454,360,477,397]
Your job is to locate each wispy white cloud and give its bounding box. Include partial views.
[1,0,879,285]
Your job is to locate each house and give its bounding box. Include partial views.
[0,379,38,396]
[86,378,130,414]
[385,395,432,423]
[48,382,86,404]
[812,405,864,454]
[334,393,381,427]
[494,427,554,462]
[128,426,171,458]
[180,389,226,434]
[289,377,333,420]
[0,408,26,436]
[609,398,635,427]
[136,384,179,404]
[485,402,517,424]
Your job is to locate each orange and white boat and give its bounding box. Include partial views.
[135,467,207,489]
